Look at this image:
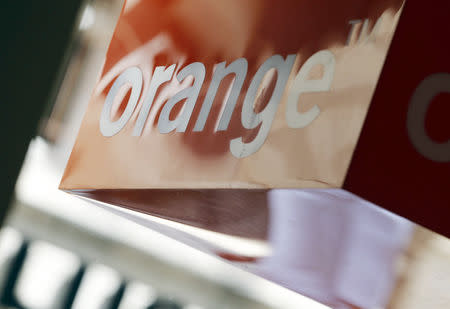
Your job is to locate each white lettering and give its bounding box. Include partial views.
[100,66,143,137]
[132,64,176,136]
[230,54,296,158]
[194,58,248,132]
[286,50,335,129]
[407,73,450,162]
[347,19,362,45]
[100,52,337,158]
[158,62,206,133]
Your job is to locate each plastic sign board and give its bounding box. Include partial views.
[60,0,449,238]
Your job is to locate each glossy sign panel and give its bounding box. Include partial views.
[60,0,403,191]
[344,0,450,238]
[60,0,411,245]
[84,189,416,309]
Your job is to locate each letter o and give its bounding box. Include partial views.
[407,73,450,162]
[100,66,143,137]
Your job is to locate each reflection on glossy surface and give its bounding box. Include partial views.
[71,189,268,239]
[78,188,413,309]
[258,189,412,308]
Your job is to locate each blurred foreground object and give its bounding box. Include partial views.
[0,0,84,226]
